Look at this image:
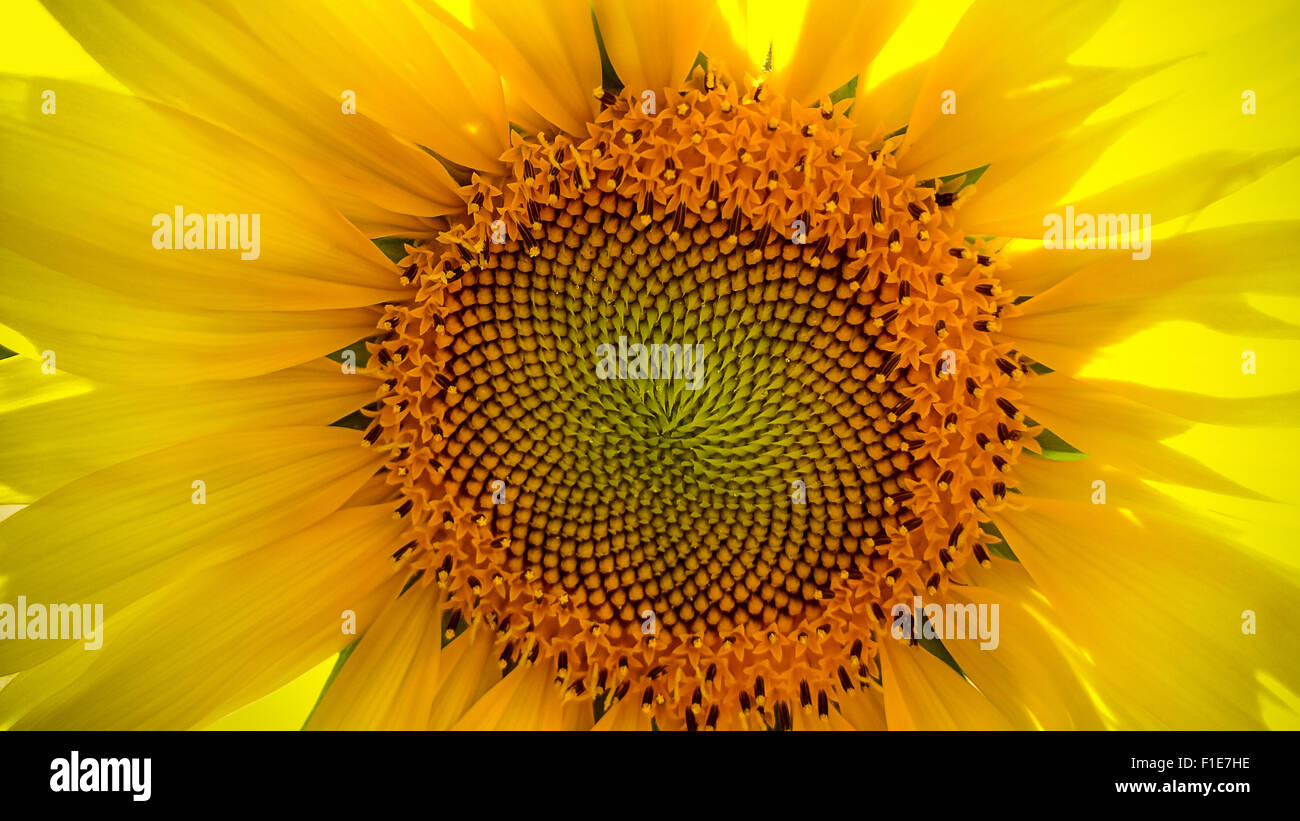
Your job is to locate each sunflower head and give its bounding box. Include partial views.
[2,0,1297,734]
[363,62,1039,728]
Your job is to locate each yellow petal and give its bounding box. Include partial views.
[1012,220,1300,307]
[833,683,887,730]
[938,579,1104,729]
[789,700,857,730]
[0,252,377,385]
[697,0,760,81]
[849,0,970,135]
[461,0,601,138]
[0,356,375,502]
[0,0,125,91]
[231,0,510,173]
[593,0,718,95]
[1005,296,1300,378]
[1071,2,1300,198]
[306,581,444,730]
[851,59,930,137]
[1069,378,1300,428]
[0,503,406,729]
[0,426,381,674]
[592,688,656,730]
[500,79,555,137]
[879,637,1012,729]
[906,63,1159,180]
[1018,373,1263,498]
[41,0,463,219]
[0,78,406,312]
[956,104,1156,239]
[707,0,790,79]
[900,0,1121,176]
[1015,449,1209,521]
[992,469,1300,728]
[996,237,1134,297]
[452,660,592,730]
[425,623,506,729]
[343,471,404,509]
[204,653,338,730]
[774,0,916,104]
[1,77,406,311]
[1001,223,1300,372]
[317,184,445,240]
[963,147,1298,238]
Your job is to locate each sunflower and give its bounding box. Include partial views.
[1,0,1298,731]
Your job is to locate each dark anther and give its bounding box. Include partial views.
[948,523,964,547]
[838,666,855,691]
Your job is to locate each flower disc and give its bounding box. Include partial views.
[369,71,1033,729]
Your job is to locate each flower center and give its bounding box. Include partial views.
[366,71,1032,729]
